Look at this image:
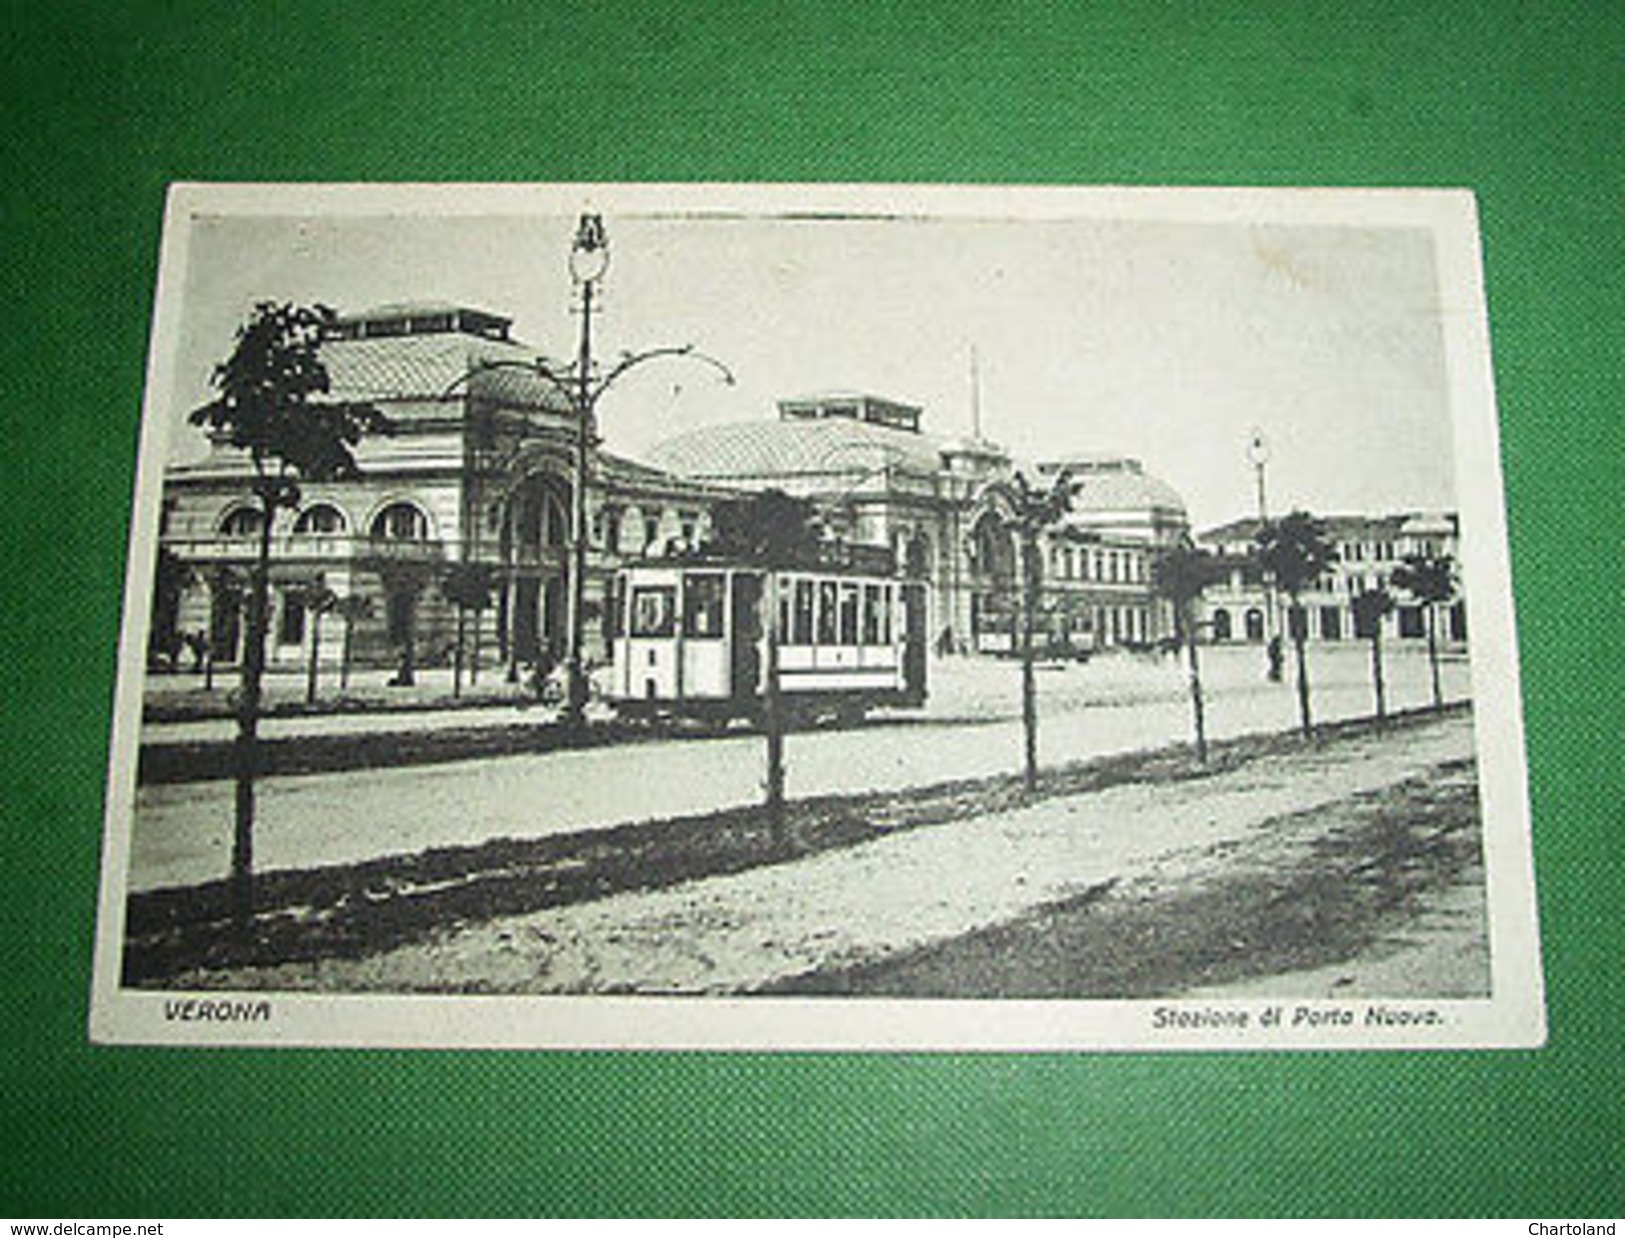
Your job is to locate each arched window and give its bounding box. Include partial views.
[294,503,347,535]
[1245,608,1265,642]
[507,475,569,555]
[371,502,431,541]
[1211,609,1233,642]
[218,506,264,537]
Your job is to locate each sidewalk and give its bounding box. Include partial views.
[179,710,1478,995]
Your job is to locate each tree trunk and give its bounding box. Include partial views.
[1020,533,1039,793]
[305,607,321,705]
[232,502,274,936]
[1426,605,1442,710]
[340,613,353,691]
[453,605,466,699]
[1371,627,1386,720]
[1293,626,1313,738]
[1184,609,1207,763]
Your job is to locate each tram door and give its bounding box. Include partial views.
[729,571,763,703]
[902,581,927,703]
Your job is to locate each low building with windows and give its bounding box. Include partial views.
[645,394,1192,655]
[1194,512,1467,647]
[155,302,731,677]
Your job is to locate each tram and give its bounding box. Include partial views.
[605,560,928,723]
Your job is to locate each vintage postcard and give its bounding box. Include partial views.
[90,183,1544,1049]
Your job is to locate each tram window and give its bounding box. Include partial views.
[792,580,814,645]
[630,586,676,637]
[682,573,725,639]
[817,581,838,644]
[862,584,884,645]
[840,583,860,645]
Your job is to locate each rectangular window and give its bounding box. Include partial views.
[817,581,839,644]
[792,579,815,645]
[630,586,677,638]
[682,573,725,639]
[840,583,860,645]
[862,584,884,645]
[1320,606,1342,640]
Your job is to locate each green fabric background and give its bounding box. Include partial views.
[2,0,1620,1218]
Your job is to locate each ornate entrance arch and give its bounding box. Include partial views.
[498,470,573,667]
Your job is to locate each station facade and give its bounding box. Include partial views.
[645,393,1192,656]
[155,302,730,678]
[154,305,1198,678]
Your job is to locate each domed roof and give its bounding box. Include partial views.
[647,416,947,481]
[1043,456,1187,518]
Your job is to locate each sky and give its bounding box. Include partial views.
[165,207,1457,530]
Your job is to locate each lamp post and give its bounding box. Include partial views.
[440,215,734,731]
[564,215,610,729]
[1246,427,1283,681]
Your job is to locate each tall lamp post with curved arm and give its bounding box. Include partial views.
[451,215,734,730]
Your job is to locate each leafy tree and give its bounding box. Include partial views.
[1391,553,1455,710]
[1255,510,1338,737]
[1351,586,1396,720]
[977,469,1078,792]
[440,561,498,698]
[189,302,387,933]
[332,592,374,691]
[287,576,338,705]
[1154,538,1225,762]
[702,488,824,568]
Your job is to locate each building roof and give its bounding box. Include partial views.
[1043,456,1187,518]
[646,415,950,481]
[319,331,572,411]
[1198,513,1445,544]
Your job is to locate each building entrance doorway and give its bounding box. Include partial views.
[512,574,566,665]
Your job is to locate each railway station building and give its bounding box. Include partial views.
[154,302,732,678]
[154,305,1197,678]
[644,393,1193,655]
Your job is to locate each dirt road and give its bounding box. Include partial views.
[170,709,1485,998]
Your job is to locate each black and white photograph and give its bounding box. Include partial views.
[90,183,1543,1049]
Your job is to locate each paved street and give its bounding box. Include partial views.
[128,644,1471,893]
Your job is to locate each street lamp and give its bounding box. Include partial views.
[564,215,610,729]
[440,215,734,730]
[1246,426,1283,681]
